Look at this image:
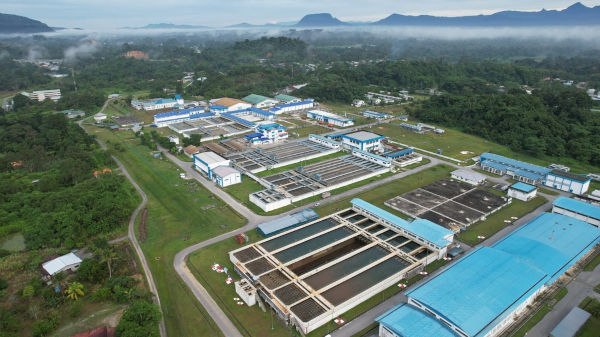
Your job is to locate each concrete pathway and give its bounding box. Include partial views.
[527,263,600,337]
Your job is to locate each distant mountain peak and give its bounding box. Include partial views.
[0,13,54,34]
[295,13,347,26]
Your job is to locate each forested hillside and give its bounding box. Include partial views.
[414,87,600,166]
[0,112,138,248]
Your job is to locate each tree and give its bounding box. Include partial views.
[77,258,107,283]
[116,300,161,337]
[65,282,85,301]
[100,248,118,279]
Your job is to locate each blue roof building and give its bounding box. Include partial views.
[510,182,536,193]
[544,169,592,195]
[384,148,414,158]
[377,212,600,337]
[362,110,390,119]
[351,198,454,249]
[341,131,385,152]
[307,110,354,127]
[480,152,551,185]
[552,197,600,227]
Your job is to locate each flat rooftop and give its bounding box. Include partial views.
[553,197,600,220]
[343,131,384,142]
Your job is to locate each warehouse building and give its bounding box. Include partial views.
[341,131,385,152]
[306,110,354,127]
[450,169,486,186]
[269,99,315,114]
[153,108,213,127]
[212,97,252,112]
[242,94,279,109]
[508,182,537,201]
[230,199,453,334]
[552,197,600,227]
[384,148,423,167]
[193,151,230,178]
[377,212,600,337]
[274,94,301,103]
[544,169,591,195]
[211,166,241,187]
[479,152,551,185]
[362,110,390,119]
[257,209,319,236]
[42,252,82,276]
[132,95,183,111]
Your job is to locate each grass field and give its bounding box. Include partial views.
[188,230,298,337]
[0,232,25,252]
[373,124,600,173]
[457,196,548,246]
[578,297,600,337]
[289,125,332,137]
[584,254,600,272]
[84,126,247,337]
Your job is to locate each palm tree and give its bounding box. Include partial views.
[65,282,84,301]
[100,248,118,279]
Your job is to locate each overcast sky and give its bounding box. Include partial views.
[4,0,600,29]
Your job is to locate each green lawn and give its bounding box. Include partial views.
[373,124,600,173]
[84,126,246,337]
[0,232,25,252]
[457,196,548,246]
[584,254,600,272]
[188,230,296,337]
[289,125,331,137]
[578,297,600,337]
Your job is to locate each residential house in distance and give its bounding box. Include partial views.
[122,50,149,59]
[242,94,279,109]
[212,97,252,112]
[362,110,390,120]
[352,99,367,107]
[22,89,61,102]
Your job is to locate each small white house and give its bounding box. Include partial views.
[508,182,537,201]
[451,169,486,186]
[341,131,385,152]
[193,151,230,178]
[211,166,241,187]
[93,112,107,123]
[42,252,82,276]
[168,134,179,145]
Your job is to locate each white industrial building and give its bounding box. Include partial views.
[269,99,315,114]
[235,279,257,306]
[93,112,107,123]
[451,169,487,186]
[552,197,600,227]
[306,110,354,127]
[341,131,385,152]
[22,89,61,102]
[42,252,82,276]
[131,95,183,111]
[211,166,242,187]
[508,182,537,201]
[193,152,230,178]
[544,170,591,195]
[212,97,252,112]
[242,94,280,109]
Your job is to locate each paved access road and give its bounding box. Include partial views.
[167,149,448,337]
[78,103,167,337]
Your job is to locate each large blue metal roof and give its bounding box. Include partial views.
[274,99,314,109]
[376,303,458,337]
[493,212,600,284]
[154,107,206,119]
[350,199,453,247]
[380,212,600,337]
[480,152,551,175]
[553,197,600,220]
[407,246,547,337]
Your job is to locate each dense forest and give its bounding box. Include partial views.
[414,87,600,166]
[0,112,138,248]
